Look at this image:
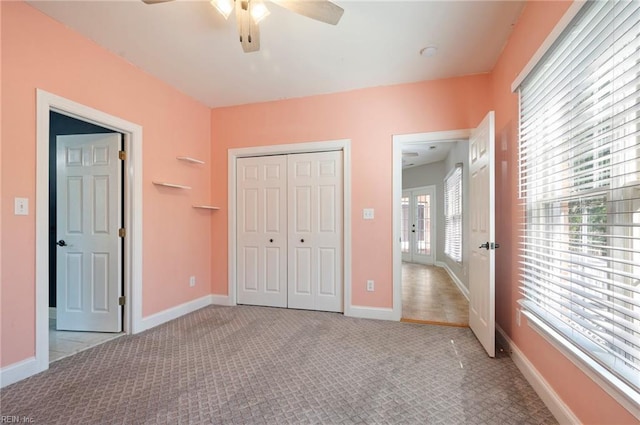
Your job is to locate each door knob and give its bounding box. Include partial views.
[300,239,304,243]
[56,240,67,247]
[479,242,490,250]
[269,239,273,243]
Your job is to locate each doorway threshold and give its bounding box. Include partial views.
[400,317,468,328]
[49,318,124,363]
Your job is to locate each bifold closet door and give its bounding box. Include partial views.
[236,156,288,307]
[288,151,343,312]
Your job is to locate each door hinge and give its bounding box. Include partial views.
[118,296,126,306]
[119,150,126,160]
[119,228,126,238]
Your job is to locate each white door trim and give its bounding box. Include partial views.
[36,89,143,374]
[392,129,471,321]
[228,140,352,315]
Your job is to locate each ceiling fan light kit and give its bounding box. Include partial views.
[211,0,234,19]
[144,0,343,53]
[250,1,271,23]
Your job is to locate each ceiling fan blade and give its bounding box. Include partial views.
[141,0,175,4]
[236,1,260,53]
[271,0,344,25]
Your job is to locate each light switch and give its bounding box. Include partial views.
[363,208,374,220]
[15,198,29,216]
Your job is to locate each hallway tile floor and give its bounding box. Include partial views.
[49,319,123,362]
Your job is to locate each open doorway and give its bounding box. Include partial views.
[33,90,144,380]
[48,112,125,362]
[394,132,470,326]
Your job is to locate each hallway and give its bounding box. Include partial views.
[401,262,468,326]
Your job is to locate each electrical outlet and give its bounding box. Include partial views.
[366,280,374,292]
[189,276,196,287]
[516,308,521,326]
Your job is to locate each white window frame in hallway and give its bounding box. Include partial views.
[444,163,463,263]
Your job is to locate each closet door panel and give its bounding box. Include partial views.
[288,151,343,312]
[237,156,287,307]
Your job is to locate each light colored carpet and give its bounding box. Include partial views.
[0,305,556,424]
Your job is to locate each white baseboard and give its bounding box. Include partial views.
[496,326,579,425]
[347,305,398,321]
[436,261,469,301]
[210,294,233,306]
[140,295,213,332]
[0,357,41,389]
[49,307,56,320]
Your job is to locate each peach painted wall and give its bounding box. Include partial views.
[492,1,636,423]
[4,2,631,421]
[210,75,492,307]
[1,1,212,367]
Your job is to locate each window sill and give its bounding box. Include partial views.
[522,310,640,420]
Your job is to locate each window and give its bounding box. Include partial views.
[518,0,640,407]
[444,164,463,262]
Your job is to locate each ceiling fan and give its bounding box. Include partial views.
[142,0,344,53]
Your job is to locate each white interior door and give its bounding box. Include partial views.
[468,111,496,357]
[56,134,122,332]
[237,156,288,307]
[288,151,343,312]
[401,187,435,265]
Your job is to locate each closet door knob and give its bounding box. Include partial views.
[269,239,274,243]
[300,239,305,243]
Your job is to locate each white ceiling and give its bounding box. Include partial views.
[27,0,525,108]
[402,140,462,169]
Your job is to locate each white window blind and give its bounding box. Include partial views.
[444,164,463,262]
[518,0,640,404]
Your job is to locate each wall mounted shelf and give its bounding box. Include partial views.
[192,205,220,210]
[152,181,192,190]
[176,156,205,164]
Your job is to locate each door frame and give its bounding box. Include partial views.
[401,185,437,265]
[392,129,471,320]
[228,140,352,315]
[35,89,144,374]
